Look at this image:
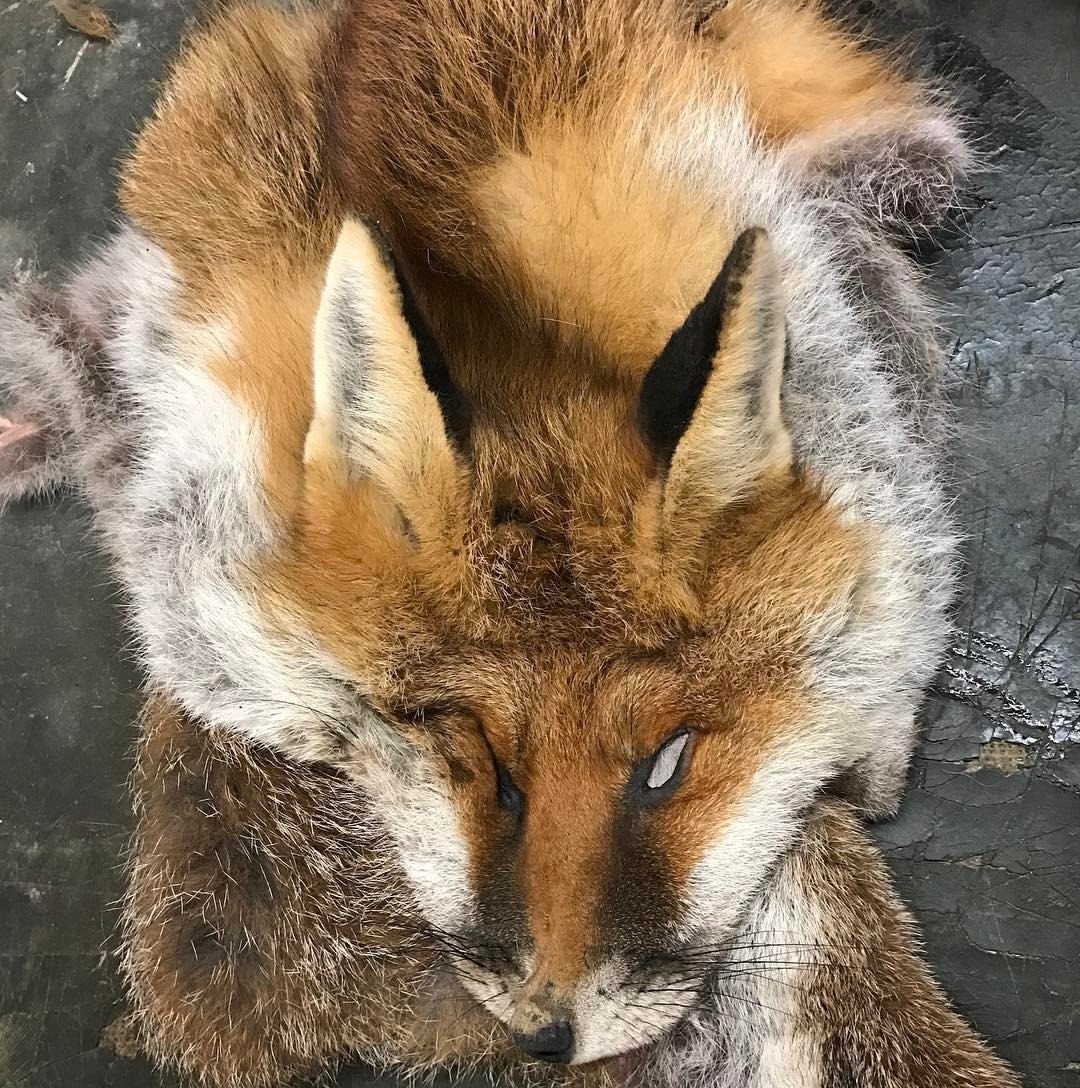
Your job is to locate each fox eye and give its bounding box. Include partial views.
[632,729,695,805]
[495,760,524,821]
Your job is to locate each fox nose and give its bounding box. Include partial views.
[512,1017,574,1063]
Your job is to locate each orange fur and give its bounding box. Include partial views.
[120,6,340,312]
[105,0,973,1075]
[701,0,922,142]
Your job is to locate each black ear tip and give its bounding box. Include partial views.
[727,226,769,273]
[377,232,474,455]
[355,216,397,272]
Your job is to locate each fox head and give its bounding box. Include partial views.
[54,203,921,1065]
[192,216,892,1065]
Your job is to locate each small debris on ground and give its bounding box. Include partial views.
[51,0,113,41]
[978,739,1028,773]
[63,37,89,83]
[100,1014,142,1059]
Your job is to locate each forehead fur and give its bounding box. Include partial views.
[209,254,864,711]
[262,431,863,703]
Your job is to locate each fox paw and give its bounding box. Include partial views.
[0,413,60,505]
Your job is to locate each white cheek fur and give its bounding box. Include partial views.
[353,746,477,933]
[681,727,844,942]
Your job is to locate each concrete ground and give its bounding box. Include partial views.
[0,1,1077,1085]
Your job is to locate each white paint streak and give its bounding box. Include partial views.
[63,39,89,85]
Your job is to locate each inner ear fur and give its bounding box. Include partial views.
[638,227,792,532]
[306,218,470,545]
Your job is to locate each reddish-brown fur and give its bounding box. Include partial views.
[793,805,1022,1088]
[122,694,603,1088]
[104,1,1005,1083]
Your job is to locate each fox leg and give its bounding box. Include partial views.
[0,276,131,512]
[0,415,44,454]
[1,285,82,505]
[0,385,66,506]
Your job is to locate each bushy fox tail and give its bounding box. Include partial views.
[702,0,971,239]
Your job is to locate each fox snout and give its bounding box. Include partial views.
[508,976,575,1063]
[495,945,697,1065]
[458,726,706,1064]
[512,1017,574,1063]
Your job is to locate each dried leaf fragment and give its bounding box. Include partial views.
[978,739,1027,773]
[51,0,114,41]
[99,1014,142,1059]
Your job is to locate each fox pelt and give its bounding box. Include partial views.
[0,0,1010,1084]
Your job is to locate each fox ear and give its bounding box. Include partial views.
[638,227,791,516]
[306,219,470,519]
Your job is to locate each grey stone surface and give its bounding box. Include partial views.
[865,12,1080,1084]
[925,0,1080,132]
[0,1,1077,1086]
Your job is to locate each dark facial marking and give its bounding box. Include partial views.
[470,728,529,952]
[600,799,683,955]
[476,788,529,952]
[495,757,524,822]
[588,731,700,953]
